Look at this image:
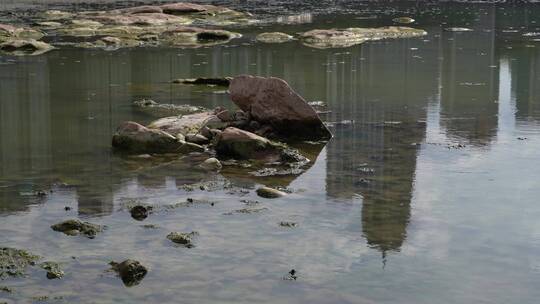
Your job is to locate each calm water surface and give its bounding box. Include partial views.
[1,2,540,303]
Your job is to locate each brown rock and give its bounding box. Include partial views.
[229,75,332,140]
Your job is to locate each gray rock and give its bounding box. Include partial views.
[147,112,220,137]
[185,134,210,145]
[167,232,197,248]
[256,187,286,199]
[199,158,222,171]
[256,32,294,43]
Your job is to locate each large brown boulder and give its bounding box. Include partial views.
[216,127,307,163]
[112,121,202,154]
[229,75,332,140]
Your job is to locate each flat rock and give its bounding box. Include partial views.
[256,32,294,43]
[0,39,53,56]
[229,75,332,140]
[256,187,286,198]
[133,99,207,117]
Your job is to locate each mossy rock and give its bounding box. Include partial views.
[0,248,41,280]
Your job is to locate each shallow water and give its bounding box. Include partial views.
[1,1,540,303]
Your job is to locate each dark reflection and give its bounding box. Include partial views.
[510,47,540,124]
[440,6,499,146]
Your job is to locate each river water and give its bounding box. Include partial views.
[1,1,540,303]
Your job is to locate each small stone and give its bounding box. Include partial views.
[39,261,64,279]
[199,158,222,171]
[167,232,197,248]
[279,221,298,228]
[51,219,103,238]
[110,260,148,287]
[130,205,150,221]
[256,187,286,199]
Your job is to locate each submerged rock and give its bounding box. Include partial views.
[279,221,298,228]
[392,17,415,24]
[167,232,197,248]
[445,27,473,32]
[256,32,294,43]
[39,261,64,279]
[256,187,286,199]
[110,260,147,287]
[0,248,40,279]
[229,75,332,140]
[172,77,231,86]
[112,121,199,154]
[51,219,103,238]
[0,39,54,56]
[133,99,207,117]
[301,26,426,49]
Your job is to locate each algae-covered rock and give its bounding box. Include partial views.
[161,26,241,47]
[133,99,207,117]
[39,261,64,279]
[167,232,197,248]
[0,39,54,56]
[256,32,294,43]
[256,187,286,199]
[0,248,40,280]
[38,10,75,21]
[301,26,427,49]
[75,36,142,50]
[110,259,147,287]
[51,219,103,238]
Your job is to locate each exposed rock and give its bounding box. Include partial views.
[39,262,64,279]
[216,127,299,162]
[133,99,207,117]
[110,260,147,287]
[0,24,43,41]
[112,121,192,154]
[130,205,151,221]
[75,36,142,50]
[185,134,209,145]
[161,2,213,14]
[147,112,224,137]
[256,187,286,198]
[0,39,53,56]
[392,17,415,24]
[0,248,40,280]
[89,13,192,26]
[256,32,294,43]
[71,19,103,28]
[199,158,222,171]
[167,232,197,248]
[301,26,427,49]
[229,75,332,140]
[51,219,103,238]
[172,77,231,86]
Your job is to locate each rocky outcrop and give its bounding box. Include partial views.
[229,75,332,140]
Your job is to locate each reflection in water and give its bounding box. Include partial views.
[1,5,540,302]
